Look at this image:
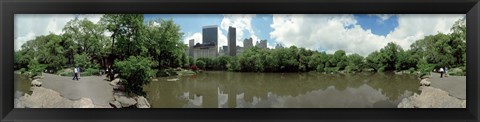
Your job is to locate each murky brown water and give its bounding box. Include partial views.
[143,71,420,108]
[14,73,32,98]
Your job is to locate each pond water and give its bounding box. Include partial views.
[143,71,420,108]
[14,73,33,98]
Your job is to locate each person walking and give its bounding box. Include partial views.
[445,66,449,77]
[73,67,79,80]
[439,67,444,78]
[77,67,81,79]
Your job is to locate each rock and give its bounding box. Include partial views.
[152,78,159,82]
[72,98,95,108]
[110,78,121,86]
[420,79,431,86]
[109,100,122,108]
[31,79,42,87]
[14,98,25,108]
[135,96,151,108]
[397,87,465,108]
[114,94,137,108]
[167,78,179,82]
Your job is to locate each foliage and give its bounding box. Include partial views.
[114,56,156,96]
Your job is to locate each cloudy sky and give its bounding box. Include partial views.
[15,14,464,56]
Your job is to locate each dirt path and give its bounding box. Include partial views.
[39,73,114,108]
[427,72,466,100]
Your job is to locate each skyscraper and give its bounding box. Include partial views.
[188,39,194,57]
[228,26,236,56]
[202,25,218,45]
[244,37,253,49]
[257,40,267,49]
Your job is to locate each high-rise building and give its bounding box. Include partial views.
[202,25,218,45]
[222,46,228,55]
[275,43,284,49]
[188,39,195,57]
[244,38,253,49]
[228,26,236,56]
[257,40,268,49]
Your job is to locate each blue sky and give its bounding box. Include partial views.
[15,14,464,56]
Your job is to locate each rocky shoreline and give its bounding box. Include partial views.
[397,76,466,108]
[15,74,96,108]
[108,78,151,108]
[14,73,151,108]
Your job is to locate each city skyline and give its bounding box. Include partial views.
[15,14,465,56]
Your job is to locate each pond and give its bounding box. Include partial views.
[14,73,33,98]
[143,71,420,108]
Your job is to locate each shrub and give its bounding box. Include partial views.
[81,68,100,76]
[27,60,46,78]
[114,56,156,96]
[196,60,206,69]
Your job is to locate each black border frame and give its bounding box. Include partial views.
[1,0,479,121]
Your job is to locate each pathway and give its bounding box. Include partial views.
[427,72,466,100]
[40,73,114,108]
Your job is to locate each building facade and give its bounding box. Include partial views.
[228,26,236,56]
[188,39,195,57]
[257,40,268,49]
[244,38,253,49]
[192,43,218,59]
[202,25,218,45]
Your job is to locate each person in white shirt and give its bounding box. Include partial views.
[439,67,444,78]
[73,67,79,80]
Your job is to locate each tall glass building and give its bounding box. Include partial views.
[202,25,218,45]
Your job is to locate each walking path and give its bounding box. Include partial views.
[427,72,466,100]
[40,73,114,108]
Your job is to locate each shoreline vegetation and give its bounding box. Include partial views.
[14,14,466,108]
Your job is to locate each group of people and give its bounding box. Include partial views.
[71,65,115,81]
[438,66,449,78]
[72,67,81,80]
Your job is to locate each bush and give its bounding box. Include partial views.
[448,67,466,76]
[27,60,47,78]
[196,60,206,69]
[81,68,100,76]
[114,56,156,96]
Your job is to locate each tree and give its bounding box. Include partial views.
[346,53,364,73]
[114,56,156,96]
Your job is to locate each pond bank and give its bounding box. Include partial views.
[397,73,466,108]
[15,73,114,108]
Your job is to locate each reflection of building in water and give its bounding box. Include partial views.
[217,87,228,108]
[182,91,204,108]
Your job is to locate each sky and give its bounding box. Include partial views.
[15,14,464,56]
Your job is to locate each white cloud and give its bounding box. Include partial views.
[14,14,103,51]
[183,32,203,45]
[220,14,258,47]
[270,14,464,56]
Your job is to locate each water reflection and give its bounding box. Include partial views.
[143,71,419,108]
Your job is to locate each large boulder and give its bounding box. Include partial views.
[114,94,137,108]
[109,100,122,108]
[420,79,431,86]
[135,96,151,108]
[398,87,465,108]
[31,79,42,87]
[72,98,95,108]
[110,78,121,86]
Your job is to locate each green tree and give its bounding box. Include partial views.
[114,56,156,96]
